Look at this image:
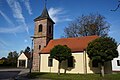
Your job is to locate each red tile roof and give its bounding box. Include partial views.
[24,52,30,59]
[41,35,99,53]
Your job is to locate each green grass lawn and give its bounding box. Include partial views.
[29,72,120,80]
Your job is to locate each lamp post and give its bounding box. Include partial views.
[29,38,33,73]
[29,36,42,73]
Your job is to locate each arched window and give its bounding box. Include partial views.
[48,57,53,67]
[117,60,120,66]
[38,24,42,32]
[68,56,73,67]
[39,45,41,50]
[49,26,52,34]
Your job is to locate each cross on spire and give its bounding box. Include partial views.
[43,0,47,7]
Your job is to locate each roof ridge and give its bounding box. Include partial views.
[41,35,99,53]
[52,35,99,41]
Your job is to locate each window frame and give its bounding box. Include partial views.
[117,60,120,66]
[49,25,52,34]
[48,57,53,67]
[38,24,42,32]
[68,56,74,67]
[39,45,41,50]
[92,60,98,67]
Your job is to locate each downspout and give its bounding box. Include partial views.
[83,50,85,73]
[29,39,33,73]
[26,59,28,68]
[84,49,87,74]
[39,53,41,72]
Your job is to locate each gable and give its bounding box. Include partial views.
[18,53,28,60]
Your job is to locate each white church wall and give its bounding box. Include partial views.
[112,44,120,71]
[39,52,109,74]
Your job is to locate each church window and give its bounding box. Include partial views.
[39,45,41,50]
[38,24,42,32]
[48,57,53,67]
[117,60,120,66]
[49,26,52,34]
[92,60,98,67]
[68,56,73,67]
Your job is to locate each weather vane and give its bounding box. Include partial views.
[43,0,47,7]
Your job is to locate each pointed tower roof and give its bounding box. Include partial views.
[34,6,55,24]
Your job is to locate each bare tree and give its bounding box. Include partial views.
[63,13,110,38]
[111,1,120,11]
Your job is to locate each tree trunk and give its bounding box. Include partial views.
[100,63,104,77]
[58,62,61,75]
[64,69,66,74]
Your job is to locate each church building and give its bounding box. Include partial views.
[32,6,112,74]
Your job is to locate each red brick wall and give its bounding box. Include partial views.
[32,19,54,71]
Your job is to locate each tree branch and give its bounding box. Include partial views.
[111,1,120,11]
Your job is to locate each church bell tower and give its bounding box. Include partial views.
[32,5,55,71]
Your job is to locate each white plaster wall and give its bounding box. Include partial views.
[40,52,101,74]
[112,44,120,71]
[68,52,84,73]
[40,52,112,74]
[40,53,85,73]
[17,53,28,68]
[86,54,100,73]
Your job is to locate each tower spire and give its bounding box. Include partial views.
[42,0,47,7]
[34,0,54,23]
[45,0,47,7]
